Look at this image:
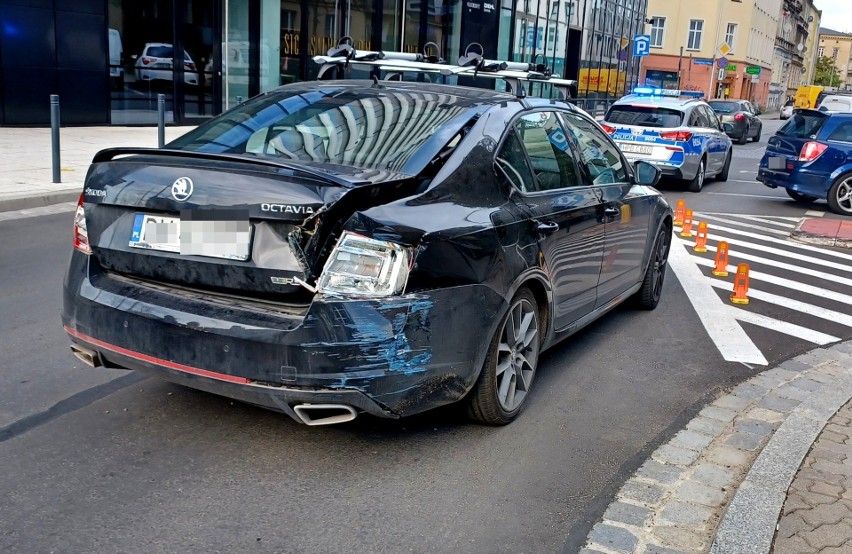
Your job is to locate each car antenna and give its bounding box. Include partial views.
[371,75,385,89]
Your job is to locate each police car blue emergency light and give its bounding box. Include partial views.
[602,88,733,192]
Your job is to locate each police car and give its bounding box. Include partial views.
[601,88,733,192]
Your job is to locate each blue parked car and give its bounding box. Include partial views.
[757,110,852,215]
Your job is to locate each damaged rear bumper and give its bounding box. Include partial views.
[62,255,505,423]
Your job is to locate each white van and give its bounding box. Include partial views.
[108,29,123,89]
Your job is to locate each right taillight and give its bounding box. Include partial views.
[73,194,92,255]
[797,141,828,162]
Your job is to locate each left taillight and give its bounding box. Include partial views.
[73,194,92,254]
[797,141,828,162]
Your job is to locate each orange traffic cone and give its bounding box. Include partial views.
[673,200,686,226]
[694,222,709,252]
[680,209,694,237]
[712,241,730,277]
[730,263,750,305]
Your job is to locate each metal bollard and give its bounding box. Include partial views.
[50,94,61,183]
[157,94,165,148]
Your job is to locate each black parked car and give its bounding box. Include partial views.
[63,79,672,426]
[708,99,763,145]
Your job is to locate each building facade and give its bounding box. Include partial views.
[0,0,648,125]
[819,27,852,89]
[639,0,776,109]
[801,0,821,85]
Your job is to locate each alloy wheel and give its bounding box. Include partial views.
[495,298,539,412]
[835,178,852,213]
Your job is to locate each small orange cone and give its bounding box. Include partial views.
[712,241,730,277]
[730,263,750,305]
[694,222,709,252]
[680,209,694,237]
[673,200,686,226]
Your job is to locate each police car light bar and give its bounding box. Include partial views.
[632,87,705,98]
[314,37,578,100]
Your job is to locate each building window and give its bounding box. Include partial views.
[687,19,703,51]
[650,17,665,47]
[834,48,840,59]
[725,23,736,51]
[818,46,824,57]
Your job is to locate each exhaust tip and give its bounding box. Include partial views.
[293,403,357,426]
[70,344,103,368]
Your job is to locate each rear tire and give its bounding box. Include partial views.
[786,189,817,204]
[634,225,671,310]
[737,129,748,145]
[467,289,541,425]
[717,150,732,182]
[687,158,705,193]
[827,173,852,215]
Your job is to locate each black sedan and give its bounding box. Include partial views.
[62,80,672,426]
[708,99,763,144]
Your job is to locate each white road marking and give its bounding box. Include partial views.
[695,212,795,230]
[691,256,852,306]
[706,192,785,199]
[697,213,801,222]
[669,238,768,365]
[694,214,791,236]
[682,239,852,288]
[708,279,852,328]
[804,210,825,217]
[729,308,839,345]
[727,179,766,185]
[0,202,76,222]
[738,170,755,173]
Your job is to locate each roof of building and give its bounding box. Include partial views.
[819,27,852,37]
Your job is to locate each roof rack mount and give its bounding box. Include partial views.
[314,37,578,100]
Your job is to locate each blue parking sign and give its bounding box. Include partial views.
[633,35,651,57]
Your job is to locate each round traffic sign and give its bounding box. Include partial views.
[716,57,728,68]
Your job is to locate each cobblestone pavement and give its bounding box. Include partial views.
[773,401,852,554]
[581,342,852,554]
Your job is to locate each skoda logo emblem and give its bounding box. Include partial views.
[171,177,194,201]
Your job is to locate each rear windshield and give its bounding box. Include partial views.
[777,111,827,138]
[605,105,683,128]
[708,101,739,113]
[146,46,173,58]
[169,88,476,173]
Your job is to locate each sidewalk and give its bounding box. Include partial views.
[0,125,193,212]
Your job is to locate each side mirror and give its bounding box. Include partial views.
[722,122,735,133]
[634,161,661,187]
[755,109,762,115]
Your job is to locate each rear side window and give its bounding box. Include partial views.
[828,121,852,143]
[708,101,738,113]
[502,112,582,193]
[606,106,683,128]
[778,111,827,138]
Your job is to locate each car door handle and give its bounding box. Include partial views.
[536,221,560,235]
[604,207,620,218]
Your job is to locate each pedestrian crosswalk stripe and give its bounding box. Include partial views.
[707,279,852,328]
[729,307,840,344]
[682,239,852,288]
[696,214,793,236]
[669,239,769,365]
[690,254,852,307]
[697,213,800,223]
[691,222,852,262]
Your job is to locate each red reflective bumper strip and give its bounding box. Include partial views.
[64,326,251,384]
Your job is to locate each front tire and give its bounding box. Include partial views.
[827,173,852,215]
[468,289,541,425]
[634,225,671,310]
[687,158,706,193]
[751,123,762,143]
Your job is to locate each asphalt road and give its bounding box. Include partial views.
[1,119,849,553]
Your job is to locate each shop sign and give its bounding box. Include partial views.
[726,63,737,71]
[746,66,761,75]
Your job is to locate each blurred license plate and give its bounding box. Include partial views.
[768,156,786,169]
[129,212,252,261]
[621,144,653,155]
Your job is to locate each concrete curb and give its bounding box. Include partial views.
[581,342,852,554]
[790,219,852,250]
[0,190,80,214]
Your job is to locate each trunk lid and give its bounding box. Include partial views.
[82,149,418,299]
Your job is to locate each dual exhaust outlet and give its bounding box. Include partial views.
[70,344,358,426]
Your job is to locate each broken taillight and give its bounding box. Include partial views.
[600,124,616,134]
[797,141,828,162]
[73,194,92,254]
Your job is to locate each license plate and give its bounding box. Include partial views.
[620,143,653,155]
[129,212,252,261]
[768,156,786,169]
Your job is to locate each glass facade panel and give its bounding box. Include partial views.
[182,1,216,118]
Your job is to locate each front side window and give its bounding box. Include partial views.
[650,17,665,47]
[502,112,582,192]
[560,112,627,185]
[687,19,703,50]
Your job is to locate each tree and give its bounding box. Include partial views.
[814,56,842,87]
